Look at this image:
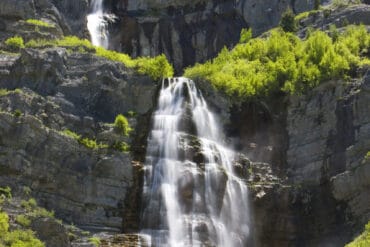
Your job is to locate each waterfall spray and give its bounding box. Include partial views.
[140,77,250,246]
[87,0,114,48]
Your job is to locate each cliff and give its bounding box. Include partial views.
[0,0,370,246]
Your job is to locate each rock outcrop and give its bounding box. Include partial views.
[105,0,323,72]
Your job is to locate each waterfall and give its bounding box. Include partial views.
[140,77,250,246]
[87,0,113,48]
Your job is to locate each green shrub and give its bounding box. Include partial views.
[184,25,370,100]
[16,215,31,227]
[30,208,54,218]
[345,221,370,247]
[62,129,81,140]
[21,198,37,211]
[5,36,25,51]
[114,114,131,136]
[88,237,101,247]
[239,28,252,44]
[26,19,53,28]
[14,109,22,117]
[1,212,44,247]
[280,8,297,32]
[0,212,9,234]
[3,229,44,247]
[314,0,320,10]
[111,141,130,153]
[0,187,12,199]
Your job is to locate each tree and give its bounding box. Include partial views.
[280,8,297,33]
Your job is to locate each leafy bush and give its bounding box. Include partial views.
[26,19,53,28]
[111,141,130,153]
[3,229,44,247]
[0,212,9,234]
[89,237,101,247]
[239,28,252,44]
[184,25,370,100]
[0,187,12,199]
[346,221,370,247]
[114,114,131,136]
[21,198,37,211]
[62,129,108,149]
[5,36,25,51]
[14,109,22,117]
[16,215,31,227]
[280,8,297,32]
[0,211,44,247]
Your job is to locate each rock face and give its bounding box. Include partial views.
[0,47,158,232]
[105,0,321,72]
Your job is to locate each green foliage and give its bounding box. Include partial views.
[0,212,44,247]
[314,0,320,10]
[0,212,9,234]
[62,129,108,149]
[332,0,361,8]
[13,109,22,117]
[62,129,81,140]
[26,36,174,80]
[184,25,370,100]
[346,221,370,247]
[239,28,252,44]
[88,237,101,247]
[0,89,22,97]
[15,215,31,227]
[21,198,37,211]
[25,19,53,28]
[3,230,44,247]
[0,187,12,199]
[365,151,370,160]
[111,141,130,153]
[280,8,297,33]
[5,36,25,51]
[114,114,131,136]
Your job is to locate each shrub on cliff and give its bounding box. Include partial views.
[114,114,131,136]
[0,211,44,247]
[5,36,25,51]
[280,8,297,32]
[184,25,370,100]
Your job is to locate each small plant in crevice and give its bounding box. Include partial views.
[5,36,25,52]
[114,114,131,136]
[13,109,22,117]
[111,141,130,153]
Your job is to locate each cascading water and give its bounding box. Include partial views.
[87,0,113,48]
[140,77,250,246]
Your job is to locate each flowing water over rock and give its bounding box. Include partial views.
[140,77,250,246]
[87,0,115,48]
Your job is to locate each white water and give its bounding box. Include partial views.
[87,0,114,48]
[141,77,250,246]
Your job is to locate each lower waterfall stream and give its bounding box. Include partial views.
[140,77,250,246]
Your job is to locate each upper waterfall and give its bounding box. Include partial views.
[140,77,251,246]
[87,0,114,48]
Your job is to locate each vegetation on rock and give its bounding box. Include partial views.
[25,19,53,28]
[114,114,131,136]
[5,36,25,51]
[184,25,370,100]
[346,221,370,247]
[280,8,297,32]
[25,36,174,80]
[0,188,45,247]
[62,129,108,150]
